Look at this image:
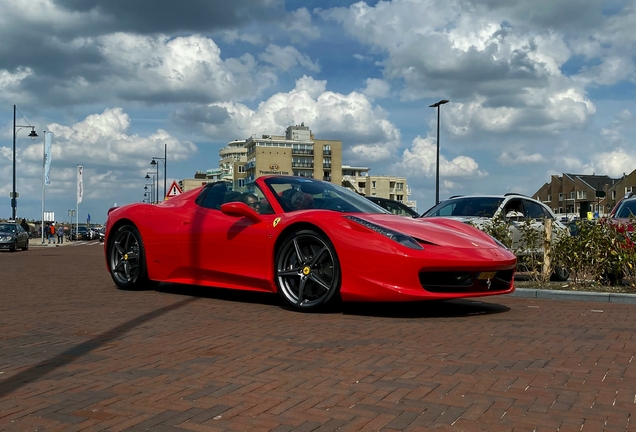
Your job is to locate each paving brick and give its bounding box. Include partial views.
[2,245,636,431]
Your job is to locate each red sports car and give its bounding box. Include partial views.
[104,176,516,311]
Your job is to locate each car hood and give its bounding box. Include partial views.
[354,214,499,249]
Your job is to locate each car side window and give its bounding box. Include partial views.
[523,200,546,219]
[504,199,524,217]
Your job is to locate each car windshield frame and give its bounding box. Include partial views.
[262,177,390,214]
[615,199,636,219]
[422,197,505,218]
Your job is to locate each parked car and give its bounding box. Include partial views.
[71,226,89,240]
[0,221,29,252]
[421,193,569,280]
[605,191,636,244]
[105,176,517,311]
[365,197,419,217]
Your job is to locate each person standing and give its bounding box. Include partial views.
[57,225,64,244]
[49,222,55,244]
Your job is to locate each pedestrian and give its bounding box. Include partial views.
[49,222,55,244]
[57,225,64,244]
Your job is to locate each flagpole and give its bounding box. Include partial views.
[76,165,80,240]
[41,131,46,245]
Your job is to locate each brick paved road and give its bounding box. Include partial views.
[1,244,635,431]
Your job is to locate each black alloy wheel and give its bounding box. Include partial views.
[275,229,341,310]
[108,225,152,290]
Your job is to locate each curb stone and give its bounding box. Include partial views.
[508,287,636,304]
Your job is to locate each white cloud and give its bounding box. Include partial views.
[361,78,390,99]
[279,8,321,44]
[320,0,597,134]
[497,148,546,165]
[258,45,320,72]
[393,135,487,179]
[0,108,197,202]
[197,75,401,162]
[592,148,636,178]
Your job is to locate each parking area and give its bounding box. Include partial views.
[1,244,635,431]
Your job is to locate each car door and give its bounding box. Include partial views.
[16,225,27,248]
[179,182,272,289]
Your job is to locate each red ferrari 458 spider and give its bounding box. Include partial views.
[105,176,516,311]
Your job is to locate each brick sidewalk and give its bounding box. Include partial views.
[1,245,635,431]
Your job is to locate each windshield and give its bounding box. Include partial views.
[616,200,636,218]
[0,224,17,233]
[422,197,505,218]
[263,177,390,214]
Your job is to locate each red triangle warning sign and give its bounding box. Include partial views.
[165,180,183,200]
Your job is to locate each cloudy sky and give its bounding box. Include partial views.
[2,0,635,222]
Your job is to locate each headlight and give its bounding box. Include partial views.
[0,235,13,241]
[345,215,424,250]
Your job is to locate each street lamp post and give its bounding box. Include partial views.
[145,174,155,204]
[11,104,38,220]
[151,144,167,202]
[428,99,449,205]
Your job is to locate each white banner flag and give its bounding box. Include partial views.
[44,132,52,185]
[77,165,84,204]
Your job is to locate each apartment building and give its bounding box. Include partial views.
[243,123,343,189]
[533,170,636,218]
[341,165,416,209]
[179,124,415,209]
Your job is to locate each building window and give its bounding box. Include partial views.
[626,186,633,194]
[372,181,376,189]
[238,179,245,188]
[558,193,563,201]
[570,192,575,199]
[323,145,331,155]
[396,183,403,190]
[547,194,551,201]
[238,165,245,173]
[612,190,616,199]
[576,190,586,199]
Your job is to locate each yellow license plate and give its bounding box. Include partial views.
[477,271,496,280]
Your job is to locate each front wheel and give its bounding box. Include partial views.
[108,225,153,290]
[275,229,341,311]
[551,266,569,282]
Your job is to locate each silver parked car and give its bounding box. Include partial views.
[421,193,569,280]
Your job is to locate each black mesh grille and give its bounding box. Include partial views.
[419,270,513,293]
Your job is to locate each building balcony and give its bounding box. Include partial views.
[292,149,314,155]
[292,162,314,168]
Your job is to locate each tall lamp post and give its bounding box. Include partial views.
[428,99,449,205]
[11,104,38,220]
[145,174,155,204]
[150,144,167,202]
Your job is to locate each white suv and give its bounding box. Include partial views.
[421,193,569,280]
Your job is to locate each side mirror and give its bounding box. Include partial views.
[220,202,263,223]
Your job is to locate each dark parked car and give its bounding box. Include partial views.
[71,226,89,240]
[365,197,419,217]
[0,221,29,252]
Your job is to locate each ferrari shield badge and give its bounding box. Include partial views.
[273,217,281,227]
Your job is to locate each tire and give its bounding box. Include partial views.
[108,225,153,290]
[275,229,341,311]
[551,266,569,282]
[10,241,17,252]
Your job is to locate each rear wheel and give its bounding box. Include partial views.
[108,225,153,290]
[275,229,341,311]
